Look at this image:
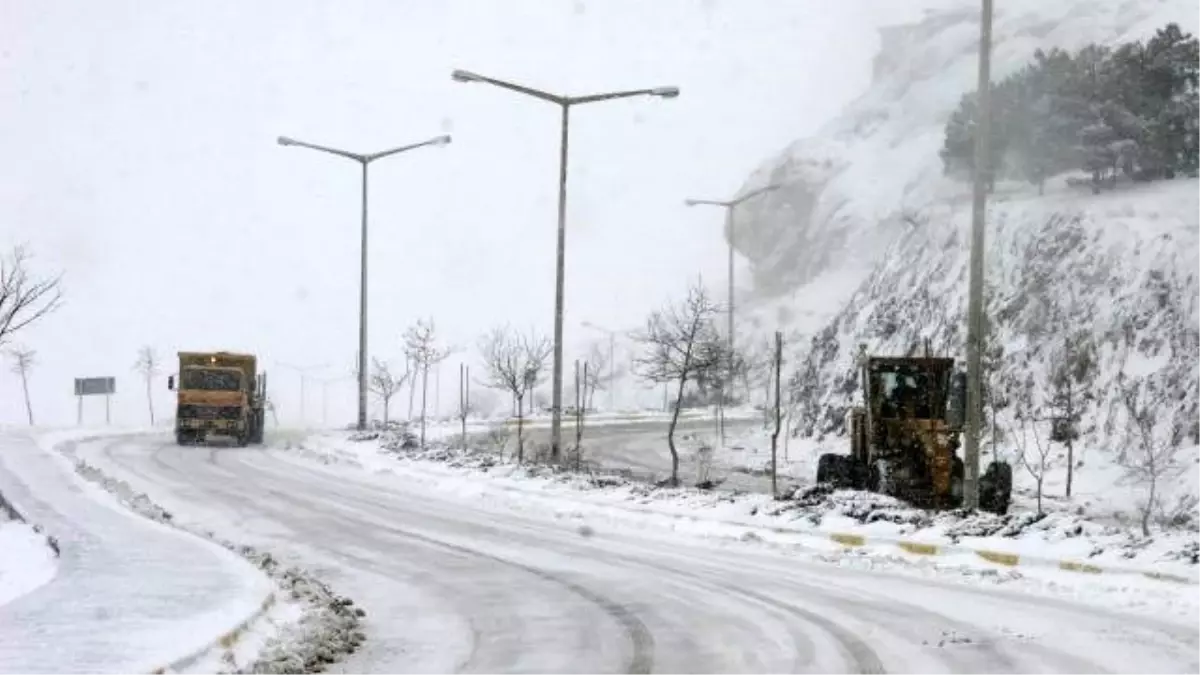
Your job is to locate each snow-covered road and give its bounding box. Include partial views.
[85,434,1198,674]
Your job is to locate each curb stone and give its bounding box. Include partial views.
[148,592,277,674]
[389,453,1197,587]
[821,531,1197,585]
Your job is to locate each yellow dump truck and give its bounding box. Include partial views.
[168,351,267,446]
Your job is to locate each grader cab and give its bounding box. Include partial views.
[816,345,1011,514]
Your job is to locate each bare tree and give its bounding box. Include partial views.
[582,342,610,411]
[370,358,408,426]
[1009,408,1052,515]
[1118,375,1184,536]
[478,325,551,463]
[0,246,63,348]
[7,347,36,425]
[1047,329,1095,497]
[133,346,160,426]
[633,280,723,485]
[404,318,451,448]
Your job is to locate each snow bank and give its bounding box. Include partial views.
[0,461,59,610]
[0,519,57,608]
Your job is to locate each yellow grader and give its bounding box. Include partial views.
[816,345,1011,514]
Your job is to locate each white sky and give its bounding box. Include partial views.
[0,0,923,426]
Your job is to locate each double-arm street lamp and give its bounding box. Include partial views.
[685,183,781,444]
[276,133,451,431]
[683,183,782,358]
[451,68,680,461]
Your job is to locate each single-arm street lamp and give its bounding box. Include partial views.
[451,68,679,461]
[276,133,451,431]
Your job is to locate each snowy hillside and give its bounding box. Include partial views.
[729,0,1199,512]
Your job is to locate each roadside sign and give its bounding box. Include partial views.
[74,376,116,425]
[74,377,116,396]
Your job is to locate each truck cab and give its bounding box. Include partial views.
[169,351,266,446]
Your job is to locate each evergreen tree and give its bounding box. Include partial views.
[939,24,1198,190]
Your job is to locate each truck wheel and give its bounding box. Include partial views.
[817,454,862,489]
[175,431,189,446]
[950,456,965,507]
[979,461,1012,515]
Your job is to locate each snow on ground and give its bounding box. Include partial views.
[0,430,275,674]
[261,430,1200,630]
[284,429,1200,592]
[0,515,57,609]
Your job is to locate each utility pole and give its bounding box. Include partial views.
[963,0,994,510]
[452,68,679,461]
[277,133,451,431]
[770,330,783,499]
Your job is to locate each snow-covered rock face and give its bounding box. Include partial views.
[734,0,1200,452]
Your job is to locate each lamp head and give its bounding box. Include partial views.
[650,86,680,99]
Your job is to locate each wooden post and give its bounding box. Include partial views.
[576,361,587,469]
[77,395,82,426]
[459,363,467,450]
[105,394,111,425]
[770,331,783,498]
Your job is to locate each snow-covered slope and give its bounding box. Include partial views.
[734,0,1200,441]
[730,0,1199,509]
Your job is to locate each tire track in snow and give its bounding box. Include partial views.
[111,440,648,673]
[251,474,657,674]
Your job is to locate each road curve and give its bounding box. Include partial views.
[84,434,1197,674]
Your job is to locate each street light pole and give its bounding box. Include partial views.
[278,361,329,427]
[452,68,679,461]
[276,133,451,431]
[963,0,994,510]
[684,183,781,441]
[684,183,782,358]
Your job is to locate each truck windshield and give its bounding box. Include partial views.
[873,366,936,419]
[181,369,241,391]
